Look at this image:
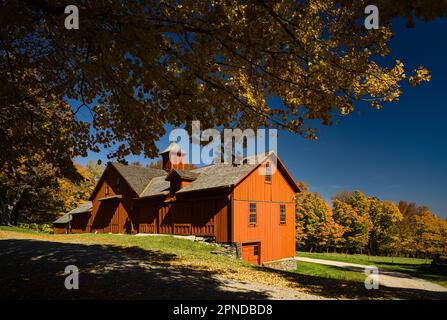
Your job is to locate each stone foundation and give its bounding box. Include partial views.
[263,258,297,271]
[211,243,240,259]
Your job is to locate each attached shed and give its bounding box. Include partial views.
[53,201,93,234]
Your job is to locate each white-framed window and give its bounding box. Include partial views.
[249,203,257,225]
[265,162,271,183]
[280,204,286,224]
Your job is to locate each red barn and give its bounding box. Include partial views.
[54,143,300,264]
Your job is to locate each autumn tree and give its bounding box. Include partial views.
[332,190,372,253]
[414,209,445,258]
[397,201,421,256]
[368,198,403,256]
[1,161,96,226]
[55,163,99,213]
[10,163,64,226]
[397,201,446,258]
[1,0,439,174]
[0,161,58,225]
[296,191,343,252]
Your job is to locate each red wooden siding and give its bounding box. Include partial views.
[134,194,230,242]
[233,161,296,263]
[87,166,136,234]
[70,212,90,233]
[53,226,68,234]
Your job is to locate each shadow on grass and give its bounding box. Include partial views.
[0,239,270,300]
[259,265,447,300]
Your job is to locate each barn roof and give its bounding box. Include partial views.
[140,175,170,198]
[176,163,255,193]
[53,201,92,224]
[166,169,200,181]
[110,163,166,195]
[91,150,298,200]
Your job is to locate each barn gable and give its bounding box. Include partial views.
[89,163,166,200]
[234,151,300,193]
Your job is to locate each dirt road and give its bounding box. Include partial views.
[295,257,447,293]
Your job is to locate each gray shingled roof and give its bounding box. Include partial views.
[53,201,92,224]
[167,169,200,181]
[111,163,166,195]
[53,212,72,224]
[177,163,256,193]
[94,151,294,200]
[140,175,170,198]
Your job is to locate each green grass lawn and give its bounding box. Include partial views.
[293,260,366,283]
[296,251,447,287]
[297,251,429,265]
[0,225,43,234]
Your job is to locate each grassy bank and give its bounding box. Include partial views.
[296,251,447,287]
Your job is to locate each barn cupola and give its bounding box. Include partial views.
[160,142,186,171]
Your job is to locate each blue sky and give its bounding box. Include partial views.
[75,17,447,218]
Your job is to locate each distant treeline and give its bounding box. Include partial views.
[295,185,447,258]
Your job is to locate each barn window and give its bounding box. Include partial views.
[280,204,286,224]
[116,176,120,192]
[105,182,110,195]
[265,162,271,183]
[253,245,259,256]
[249,203,257,225]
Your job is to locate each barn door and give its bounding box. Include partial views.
[158,204,173,234]
[173,202,192,235]
[110,206,120,233]
[241,242,261,265]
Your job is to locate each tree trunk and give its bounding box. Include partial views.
[0,187,25,225]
